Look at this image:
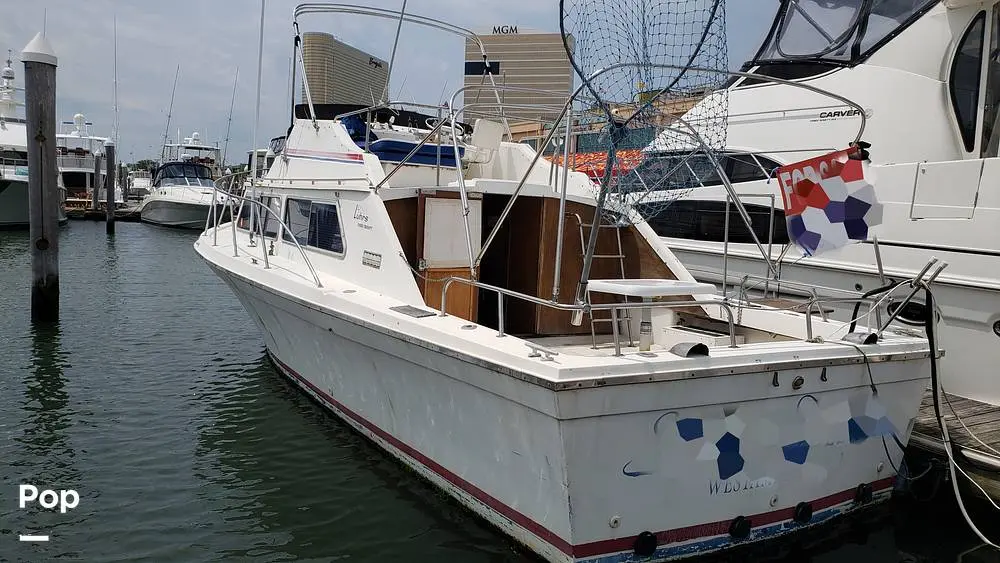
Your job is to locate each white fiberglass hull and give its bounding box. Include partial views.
[665,239,1000,406]
[0,178,68,228]
[139,198,227,230]
[201,249,929,563]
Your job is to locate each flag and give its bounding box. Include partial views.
[774,146,882,257]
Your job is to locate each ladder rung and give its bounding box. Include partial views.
[577,223,624,229]
[587,254,625,259]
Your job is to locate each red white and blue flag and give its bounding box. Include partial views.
[775,146,882,257]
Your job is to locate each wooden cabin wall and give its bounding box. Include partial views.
[385,197,418,269]
[534,199,635,335]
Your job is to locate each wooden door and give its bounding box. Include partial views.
[417,192,482,322]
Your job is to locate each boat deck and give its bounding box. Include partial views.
[910,390,1000,498]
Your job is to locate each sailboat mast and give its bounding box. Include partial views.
[160,65,179,162]
[221,67,239,168]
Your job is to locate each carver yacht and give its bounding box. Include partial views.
[196,5,939,562]
[642,0,1000,407]
[139,132,228,229]
[0,50,66,228]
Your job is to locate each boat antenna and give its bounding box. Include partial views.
[112,13,120,147]
[382,0,407,104]
[160,65,179,163]
[222,66,239,167]
[250,0,265,189]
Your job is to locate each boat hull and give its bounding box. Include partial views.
[0,178,68,228]
[207,263,929,563]
[139,199,228,229]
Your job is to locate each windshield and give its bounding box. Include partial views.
[154,163,214,187]
[755,0,936,64]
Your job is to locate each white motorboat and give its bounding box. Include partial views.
[127,169,152,199]
[195,5,939,562]
[636,0,1000,407]
[139,132,228,229]
[0,50,66,228]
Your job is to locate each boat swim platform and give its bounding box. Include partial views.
[909,390,1000,500]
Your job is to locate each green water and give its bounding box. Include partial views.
[0,221,996,562]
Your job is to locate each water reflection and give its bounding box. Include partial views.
[17,322,77,482]
[195,351,525,562]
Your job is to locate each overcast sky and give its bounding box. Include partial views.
[0,1,775,164]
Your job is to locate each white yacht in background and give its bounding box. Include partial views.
[0,51,65,228]
[642,0,1000,406]
[56,113,123,209]
[196,5,939,562]
[127,168,152,199]
[139,132,228,229]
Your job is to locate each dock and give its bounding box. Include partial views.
[909,390,1000,499]
[66,204,142,222]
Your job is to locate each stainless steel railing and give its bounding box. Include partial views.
[439,276,737,356]
[209,171,324,288]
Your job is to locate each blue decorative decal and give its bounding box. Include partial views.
[676,418,703,441]
[848,418,867,443]
[782,440,810,465]
[715,432,744,480]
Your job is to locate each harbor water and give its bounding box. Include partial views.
[0,220,997,562]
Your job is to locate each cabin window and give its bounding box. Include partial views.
[983,7,1000,157]
[283,198,345,255]
[260,196,281,237]
[283,198,312,245]
[0,150,27,162]
[641,200,789,245]
[307,203,345,254]
[951,12,986,153]
[239,196,281,236]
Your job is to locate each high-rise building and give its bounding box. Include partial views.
[463,27,574,123]
[301,32,388,106]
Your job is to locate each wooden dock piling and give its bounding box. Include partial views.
[91,152,101,210]
[22,32,59,323]
[105,140,116,234]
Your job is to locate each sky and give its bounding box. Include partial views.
[0,0,776,165]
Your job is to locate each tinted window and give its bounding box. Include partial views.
[951,12,986,153]
[642,200,789,245]
[261,196,281,237]
[308,203,345,254]
[983,7,1000,157]
[237,196,281,237]
[283,198,311,245]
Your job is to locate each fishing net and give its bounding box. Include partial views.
[558,0,730,223]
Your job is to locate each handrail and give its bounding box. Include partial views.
[438,276,738,355]
[209,171,324,288]
[800,258,948,341]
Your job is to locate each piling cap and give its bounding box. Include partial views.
[104,139,115,148]
[21,32,57,67]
